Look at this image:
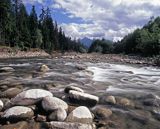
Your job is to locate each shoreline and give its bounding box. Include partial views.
[0,49,158,67]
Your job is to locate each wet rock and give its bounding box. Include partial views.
[36,114,47,122]
[11,89,53,106]
[0,121,28,129]
[64,86,84,93]
[75,65,86,70]
[143,98,160,107]
[68,90,99,107]
[104,96,116,105]
[0,67,15,72]
[66,106,93,124]
[2,106,34,121]
[92,106,112,119]
[0,100,3,111]
[0,88,22,98]
[42,96,68,111]
[48,108,67,121]
[48,121,96,129]
[39,64,49,72]
[117,97,133,107]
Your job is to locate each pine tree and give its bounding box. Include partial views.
[29,5,39,48]
[18,4,30,50]
[0,0,12,45]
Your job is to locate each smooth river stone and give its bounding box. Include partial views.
[42,96,68,111]
[68,90,99,107]
[48,108,67,121]
[11,89,53,106]
[66,106,93,124]
[2,106,34,120]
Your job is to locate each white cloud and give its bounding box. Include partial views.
[23,0,160,41]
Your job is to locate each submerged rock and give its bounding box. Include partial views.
[2,106,34,121]
[66,106,93,124]
[92,106,112,119]
[39,64,50,72]
[48,108,67,121]
[42,96,68,111]
[103,96,116,105]
[68,90,99,107]
[48,121,96,129]
[0,100,3,111]
[11,89,53,106]
[64,86,84,93]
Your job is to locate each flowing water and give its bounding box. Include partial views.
[0,58,160,129]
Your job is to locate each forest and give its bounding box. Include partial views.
[89,17,160,57]
[0,0,86,53]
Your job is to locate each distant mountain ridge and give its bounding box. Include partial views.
[80,37,93,48]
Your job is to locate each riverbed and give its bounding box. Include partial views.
[0,57,160,129]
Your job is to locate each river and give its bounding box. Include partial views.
[0,57,160,129]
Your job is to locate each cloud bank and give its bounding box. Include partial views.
[24,0,160,41]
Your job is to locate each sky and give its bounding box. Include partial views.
[23,0,160,41]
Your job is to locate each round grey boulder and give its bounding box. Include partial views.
[64,86,84,93]
[11,89,53,106]
[0,99,4,111]
[68,90,99,107]
[42,96,68,111]
[66,106,93,124]
[48,108,67,121]
[2,106,34,121]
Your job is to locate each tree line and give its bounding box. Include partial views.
[89,17,160,57]
[0,0,86,53]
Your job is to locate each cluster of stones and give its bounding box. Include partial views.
[0,85,110,129]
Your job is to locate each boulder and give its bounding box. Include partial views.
[48,108,67,121]
[68,90,99,107]
[66,106,93,124]
[11,89,53,106]
[48,122,96,129]
[42,96,68,111]
[39,64,49,72]
[2,106,34,121]
[0,100,3,111]
[0,67,15,72]
[64,86,84,93]
[92,106,112,119]
[0,88,22,98]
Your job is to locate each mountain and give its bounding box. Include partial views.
[80,37,93,48]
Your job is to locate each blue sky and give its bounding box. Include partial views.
[24,0,160,41]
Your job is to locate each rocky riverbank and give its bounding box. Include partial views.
[0,47,50,59]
